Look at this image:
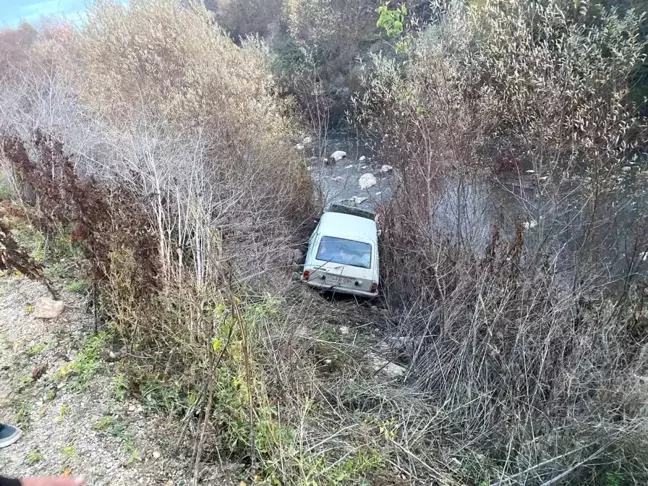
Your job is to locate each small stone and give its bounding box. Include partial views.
[329,151,347,162]
[294,143,305,151]
[359,173,377,190]
[32,364,48,380]
[128,404,136,412]
[379,164,393,173]
[33,298,65,319]
[344,164,353,169]
[339,326,349,335]
[153,451,161,460]
[523,220,538,230]
[359,155,366,161]
[622,166,632,172]
[303,136,313,145]
[292,249,304,263]
[371,354,406,377]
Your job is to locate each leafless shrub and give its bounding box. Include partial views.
[353,0,648,483]
[214,0,283,39]
[0,3,316,481]
[70,0,313,279]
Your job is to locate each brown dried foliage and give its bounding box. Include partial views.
[1,132,159,294]
[0,209,56,297]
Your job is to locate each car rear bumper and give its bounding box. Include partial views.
[303,279,378,298]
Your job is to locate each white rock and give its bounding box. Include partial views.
[360,165,367,169]
[349,196,368,204]
[344,164,353,169]
[523,220,538,230]
[359,173,377,190]
[382,363,406,377]
[526,170,535,173]
[371,355,406,377]
[302,136,313,145]
[152,451,161,460]
[622,166,632,172]
[294,143,305,151]
[375,191,382,196]
[33,298,65,319]
[329,151,347,162]
[379,164,393,173]
[339,326,349,335]
[359,155,366,162]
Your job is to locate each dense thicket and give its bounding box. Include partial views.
[353,0,648,483]
[1,0,647,484]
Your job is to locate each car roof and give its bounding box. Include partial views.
[318,211,377,244]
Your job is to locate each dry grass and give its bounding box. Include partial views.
[349,0,648,483]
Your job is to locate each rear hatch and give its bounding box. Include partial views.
[307,261,375,294]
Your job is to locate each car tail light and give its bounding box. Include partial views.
[303,270,311,280]
[370,282,378,293]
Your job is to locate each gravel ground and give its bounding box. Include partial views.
[0,275,228,485]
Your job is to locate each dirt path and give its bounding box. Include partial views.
[0,276,197,485]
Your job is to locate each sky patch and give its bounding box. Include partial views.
[1,0,92,28]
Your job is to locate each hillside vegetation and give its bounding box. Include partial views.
[1,0,648,485]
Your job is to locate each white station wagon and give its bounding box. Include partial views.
[302,204,379,298]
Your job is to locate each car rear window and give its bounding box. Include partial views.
[316,236,372,269]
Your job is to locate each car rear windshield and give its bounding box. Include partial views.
[316,236,372,269]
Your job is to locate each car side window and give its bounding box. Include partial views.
[306,230,318,261]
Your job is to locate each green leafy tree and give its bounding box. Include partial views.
[376,1,407,38]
